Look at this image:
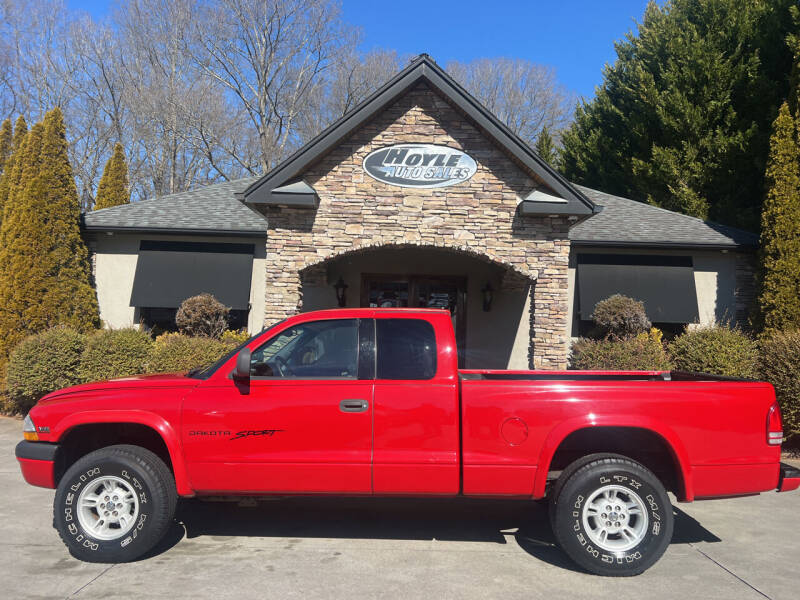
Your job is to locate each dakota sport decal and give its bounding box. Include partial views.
[362,143,477,188]
[188,429,284,440]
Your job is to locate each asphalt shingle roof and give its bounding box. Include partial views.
[83,177,266,235]
[571,185,758,248]
[82,177,758,249]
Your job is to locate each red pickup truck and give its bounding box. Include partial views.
[15,308,800,575]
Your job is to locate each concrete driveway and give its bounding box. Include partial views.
[1,415,798,600]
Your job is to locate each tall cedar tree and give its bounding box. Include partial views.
[759,20,800,333]
[0,116,28,227]
[94,142,130,210]
[560,0,797,230]
[534,127,558,167]
[759,102,800,331]
[0,119,11,174]
[0,109,99,364]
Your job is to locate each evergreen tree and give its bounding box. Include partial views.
[0,119,11,174]
[561,0,797,230]
[534,127,558,168]
[759,19,800,333]
[0,116,28,226]
[0,109,99,364]
[94,142,130,210]
[758,101,800,332]
[0,122,45,361]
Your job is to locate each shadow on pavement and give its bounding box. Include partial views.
[143,497,720,570]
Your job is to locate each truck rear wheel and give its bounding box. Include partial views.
[550,456,673,576]
[53,444,177,562]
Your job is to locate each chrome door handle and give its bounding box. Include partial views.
[339,399,368,413]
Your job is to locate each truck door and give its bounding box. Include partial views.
[181,318,374,494]
[371,316,460,494]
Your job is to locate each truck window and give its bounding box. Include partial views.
[250,319,359,379]
[376,319,437,380]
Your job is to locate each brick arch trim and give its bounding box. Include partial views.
[298,241,538,282]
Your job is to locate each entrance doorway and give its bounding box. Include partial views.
[361,274,467,366]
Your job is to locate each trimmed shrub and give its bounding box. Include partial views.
[591,294,651,338]
[146,333,231,373]
[571,329,672,370]
[668,324,758,379]
[175,293,229,339]
[759,330,800,444]
[220,329,251,346]
[79,328,153,383]
[5,327,86,413]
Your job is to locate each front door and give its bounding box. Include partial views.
[182,317,374,494]
[362,274,466,366]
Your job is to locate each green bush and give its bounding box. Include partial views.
[220,329,251,346]
[759,330,800,445]
[5,327,86,413]
[571,330,672,370]
[667,324,759,379]
[79,328,153,383]
[175,293,229,339]
[146,333,231,373]
[591,294,651,338]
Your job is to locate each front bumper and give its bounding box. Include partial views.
[778,462,800,493]
[15,441,60,489]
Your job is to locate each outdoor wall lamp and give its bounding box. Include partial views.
[334,276,348,307]
[481,283,494,312]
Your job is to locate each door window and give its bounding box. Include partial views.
[250,319,359,379]
[376,319,437,380]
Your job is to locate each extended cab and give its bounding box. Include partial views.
[15,309,800,575]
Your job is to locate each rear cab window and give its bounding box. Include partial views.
[376,318,437,380]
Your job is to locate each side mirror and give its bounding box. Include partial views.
[232,347,251,382]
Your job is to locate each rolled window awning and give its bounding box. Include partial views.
[577,254,699,323]
[130,241,254,310]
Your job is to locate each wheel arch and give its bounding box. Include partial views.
[534,416,693,501]
[52,411,193,496]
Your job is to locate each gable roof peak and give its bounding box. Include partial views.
[242,54,595,216]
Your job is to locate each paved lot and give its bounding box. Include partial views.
[1,416,798,600]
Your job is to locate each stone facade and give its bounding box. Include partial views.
[257,83,573,369]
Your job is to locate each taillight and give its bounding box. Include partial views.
[767,403,783,446]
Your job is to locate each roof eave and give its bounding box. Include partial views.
[83,225,266,238]
[520,200,593,217]
[570,239,756,251]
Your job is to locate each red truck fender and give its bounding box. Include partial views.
[51,410,193,497]
[533,414,694,501]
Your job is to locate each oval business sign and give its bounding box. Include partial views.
[362,143,477,188]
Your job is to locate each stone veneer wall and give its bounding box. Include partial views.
[257,83,572,369]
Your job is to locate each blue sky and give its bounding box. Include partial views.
[68,0,654,98]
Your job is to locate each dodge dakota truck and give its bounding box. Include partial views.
[14,308,800,576]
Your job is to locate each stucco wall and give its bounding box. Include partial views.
[259,82,573,369]
[566,246,744,338]
[91,233,267,333]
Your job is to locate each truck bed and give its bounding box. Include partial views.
[458,369,779,501]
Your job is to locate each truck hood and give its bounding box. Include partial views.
[38,372,201,404]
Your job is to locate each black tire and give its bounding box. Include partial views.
[548,452,621,524]
[550,456,673,576]
[54,444,177,562]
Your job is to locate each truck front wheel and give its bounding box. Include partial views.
[53,444,177,562]
[550,456,673,576]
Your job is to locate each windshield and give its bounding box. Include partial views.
[187,319,287,380]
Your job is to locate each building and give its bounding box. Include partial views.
[83,56,758,370]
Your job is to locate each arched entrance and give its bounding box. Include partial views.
[298,244,535,369]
